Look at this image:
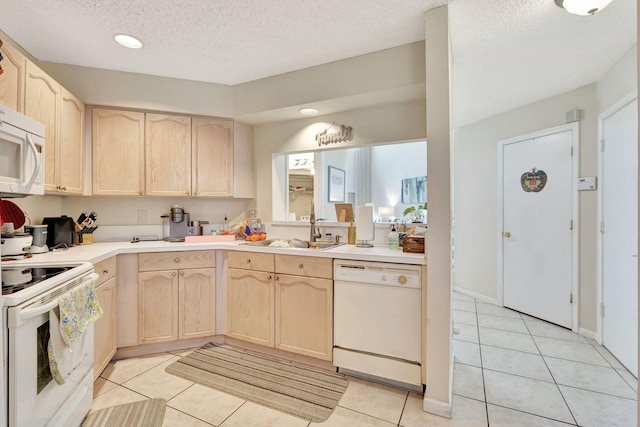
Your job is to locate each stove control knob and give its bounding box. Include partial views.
[398,275,408,285]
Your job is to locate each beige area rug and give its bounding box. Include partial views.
[82,398,166,427]
[165,343,348,422]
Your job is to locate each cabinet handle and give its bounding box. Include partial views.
[268,275,272,280]
[175,258,180,263]
[61,186,67,191]
[246,259,251,263]
[172,272,176,276]
[298,264,303,269]
[275,275,279,281]
[180,271,184,276]
[103,269,108,274]
[186,191,190,196]
[139,191,143,195]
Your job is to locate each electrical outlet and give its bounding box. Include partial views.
[249,208,258,218]
[137,209,147,224]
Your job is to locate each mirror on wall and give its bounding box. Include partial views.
[273,140,427,223]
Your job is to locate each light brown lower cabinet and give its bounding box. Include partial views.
[275,274,333,360]
[93,257,117,380]
[138,251,216,345]
[227,268,274,346]
[226,251,333,361]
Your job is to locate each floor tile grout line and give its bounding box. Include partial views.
[336,403,405,425]
[473,298,490,426]
[477,341,540,356]
[217,400,248,427]
[396,392,410,427]
[164,398,218,426]
[480,366,557,385]
[554,382,638,402]
[584,335,630,373]
[475,324,532,336]
[541,353,635,371]
[485,402,578,426]
[523,316,579,426]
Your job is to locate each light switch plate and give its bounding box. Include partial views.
[578,176,597,191]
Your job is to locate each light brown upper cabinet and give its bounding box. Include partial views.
[145,113,192,196]
[57,88,84,194]
[0,42,26,112]
[25,62,60,193]
[24,61,85,194]
[192,117,234,197]
[92,108,145,196]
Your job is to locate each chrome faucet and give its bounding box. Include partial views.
[309,201,321,243]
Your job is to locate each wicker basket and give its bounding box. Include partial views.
[402,236,425,253]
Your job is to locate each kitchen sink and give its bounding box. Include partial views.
[239,239,343,251]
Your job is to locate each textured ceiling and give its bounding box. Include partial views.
[0,0,636,126]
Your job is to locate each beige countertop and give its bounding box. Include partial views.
[3,240,426,266]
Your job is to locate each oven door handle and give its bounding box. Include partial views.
[18,299,58,321]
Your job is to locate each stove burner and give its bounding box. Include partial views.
[2,267,72,295]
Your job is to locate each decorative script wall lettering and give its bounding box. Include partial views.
[315,124,353,147]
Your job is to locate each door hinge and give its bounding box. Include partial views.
[570,146,574,157]
[569,293,573,304]
[600,138,605,152]
[600,303,605,317]
[569,220,573,230]
[600,221,605,233]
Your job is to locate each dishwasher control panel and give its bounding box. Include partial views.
[334,260,421,289]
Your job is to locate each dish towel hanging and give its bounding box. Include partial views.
[48,274,102,384]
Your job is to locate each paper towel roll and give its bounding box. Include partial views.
[356,205,375,241]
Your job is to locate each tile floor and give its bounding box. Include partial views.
[90,292,638,426]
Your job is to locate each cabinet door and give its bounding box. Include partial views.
[145,113,191,196]
[275,274,333,361]
[92,108,145,195]
[0,42,25,112]
[192,117,234,197]
[179,267,215,339]
[94,277,116,380]
[138,270,178,344]
[227,268,274,346]
[25,61,60,192]
[57,88,84,194]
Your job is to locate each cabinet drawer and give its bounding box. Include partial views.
[139,250,215,271]
[275,255,333,279]
[227,251,274,272]
[94,257,117,285]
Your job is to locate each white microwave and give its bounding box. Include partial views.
[0,104,45,197]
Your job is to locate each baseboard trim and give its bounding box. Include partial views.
[453,287,497,305]
[423,396,452,419]
[579,327,598,340]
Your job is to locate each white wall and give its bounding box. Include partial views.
[454,84,599,327]
[453,45,637,332]
[370,141,427,219]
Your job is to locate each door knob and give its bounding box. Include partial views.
[502,231,511,237]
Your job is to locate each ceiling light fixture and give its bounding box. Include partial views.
[113,33,144,49]
[299,108,319,116]
[554,0,614,16]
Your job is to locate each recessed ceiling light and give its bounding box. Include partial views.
[114,33,144,49]
[299,108,319,116]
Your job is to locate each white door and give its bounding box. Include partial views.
[501,127,575,328]
[601,96,638,377]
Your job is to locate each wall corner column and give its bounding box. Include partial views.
[423,5,453,419]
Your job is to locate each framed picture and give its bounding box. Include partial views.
[328,166,346,202]
[401,176,427,203]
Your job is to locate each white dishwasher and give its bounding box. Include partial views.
[333,259,422,388]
